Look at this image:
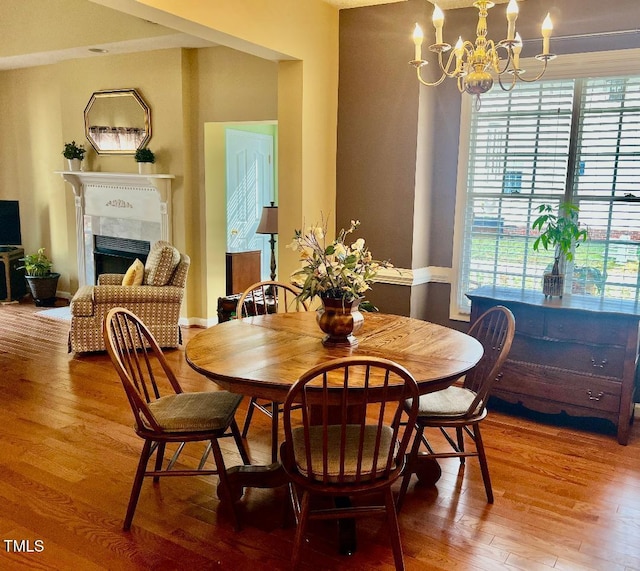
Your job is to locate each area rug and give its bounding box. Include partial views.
[35,305,72,322]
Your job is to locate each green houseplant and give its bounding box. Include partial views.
[18,248,60,306]
[532,202,588,297]
[63,140,86,171]
[135,147,155,174]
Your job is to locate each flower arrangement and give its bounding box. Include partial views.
[289,219,392,302]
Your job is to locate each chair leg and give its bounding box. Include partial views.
[124,439,153,531]
[229,419,251,465]
[384,487,406,571]
[209,438,242,531]
[291,490,311,570]
[456,426,465,465]
[270,402,279,464]
[241,397,257,438]
[396,424,424,512]
[473,424,494,503]
[153,442,166,483]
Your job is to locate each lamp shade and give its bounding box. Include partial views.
[256,204,278,235]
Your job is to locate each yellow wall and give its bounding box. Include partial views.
[109,0,340,313]
[0,44,279,319]
[1,0,339,321]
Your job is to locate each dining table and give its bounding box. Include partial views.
[186,310,482,553]
[185,310,483,491]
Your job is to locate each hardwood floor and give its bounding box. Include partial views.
[1,300,639,570]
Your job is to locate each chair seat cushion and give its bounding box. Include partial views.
[291,424,395,482]
[414,386,478,418]
[147,391,243,432]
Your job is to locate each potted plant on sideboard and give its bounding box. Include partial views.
[63,141,86,171]
[532,202,588,298]
[18,248,61,307]
[134,147,155,174]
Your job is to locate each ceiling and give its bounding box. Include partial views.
[323,0,512,8]
[0,0,512,71]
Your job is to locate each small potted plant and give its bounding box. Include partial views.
[18,248,61,307]
[134,147,155,174]
[63,141,86,171]
[532,202,588,298]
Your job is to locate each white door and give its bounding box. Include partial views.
[225,129,274,280]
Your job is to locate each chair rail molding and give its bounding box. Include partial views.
[57,171,175,287]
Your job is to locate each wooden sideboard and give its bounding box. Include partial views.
[467,286,640,445]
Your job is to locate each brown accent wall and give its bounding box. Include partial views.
[337,0,640,328]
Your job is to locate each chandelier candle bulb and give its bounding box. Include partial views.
[542,13,553,55]
[506,0,519,41]
[432,4,444,45]
[413,23,424,60]
[454,36,464,69]
[512,33,522,69]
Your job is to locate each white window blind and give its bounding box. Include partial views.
[457,76,640,311]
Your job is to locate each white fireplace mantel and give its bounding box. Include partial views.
[57,171,175,287]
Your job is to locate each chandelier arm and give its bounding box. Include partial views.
[493,43,515,75]
[416,66,448,87]
[438,49,463,79]
[497,72,518,92]
[511,58,551,83]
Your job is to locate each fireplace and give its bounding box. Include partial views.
[59,171,174,286]
[93,236,150,281]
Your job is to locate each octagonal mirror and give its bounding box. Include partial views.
[84,88,151,155]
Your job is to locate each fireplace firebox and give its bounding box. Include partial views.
[93,236,150,282]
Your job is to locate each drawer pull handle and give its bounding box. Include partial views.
[591,358,608,368]
[587,390,604,401]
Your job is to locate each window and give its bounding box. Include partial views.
[455,74,640,313]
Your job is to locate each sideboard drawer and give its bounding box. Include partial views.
[545,312,630,345]
[509,335,626,378]
[499,360,622,414]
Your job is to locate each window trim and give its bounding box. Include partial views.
[449,48,640,321]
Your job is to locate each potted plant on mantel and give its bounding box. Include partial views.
[62,141,86,171]
[134,147,155,174]
[532,202,588,298]
[18,248,61,307]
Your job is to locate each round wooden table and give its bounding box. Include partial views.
[186,311,483,486]
[186,311,482,551]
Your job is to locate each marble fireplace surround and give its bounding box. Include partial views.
[59,171,174,287]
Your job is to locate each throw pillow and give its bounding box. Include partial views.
[122,258,145,286]
[144,241,180,286]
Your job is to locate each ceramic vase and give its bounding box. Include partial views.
[316,296,364,347]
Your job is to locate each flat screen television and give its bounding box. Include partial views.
[0,200,22,247]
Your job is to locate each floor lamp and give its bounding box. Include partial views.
[256,202,278,281]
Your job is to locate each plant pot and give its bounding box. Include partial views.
[67,158,82,171]
[316,296,364,348]
[543,273,564,298]
[25,273,60,307]
[138,162,153,174]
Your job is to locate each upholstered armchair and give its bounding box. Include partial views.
[69,241,190,353]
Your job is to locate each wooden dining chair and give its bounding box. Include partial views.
[103,307,251,531]
[396,305,515,510]
[236,280,308,463]
[280,356,420,571]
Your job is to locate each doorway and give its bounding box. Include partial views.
[225,128,275,281]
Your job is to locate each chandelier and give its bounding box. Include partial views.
[410,0,555,101]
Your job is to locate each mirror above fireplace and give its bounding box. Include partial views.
[84,88,151,155]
